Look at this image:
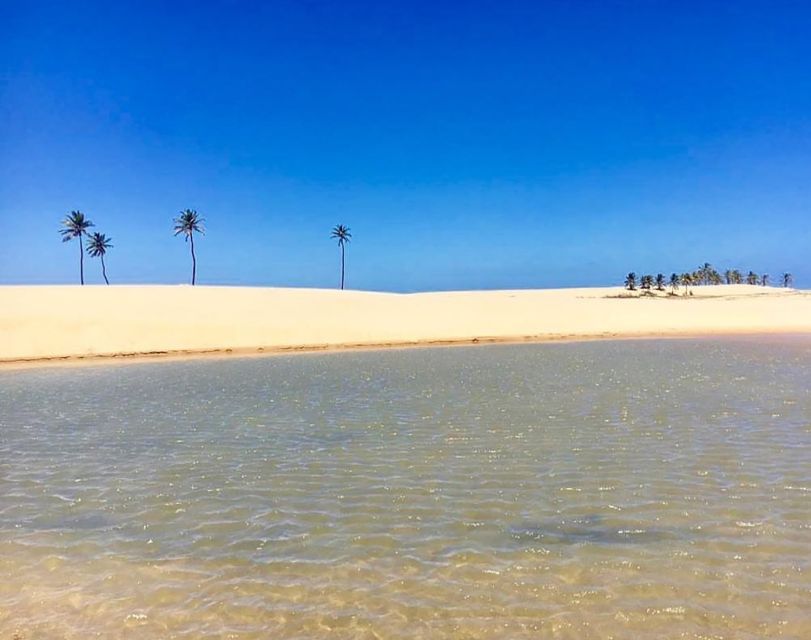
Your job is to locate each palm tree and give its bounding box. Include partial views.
[680,272,693,295]
[625,272,637,291]
[724,270,732,285]
[746,271,759,285]
[783,273,793,288]
[640,274,653,290]
[173,209,205,285]
[59,211,94,284]
[669,273,679,293]
[86,232,113,285]
[655,273,665,291]
[761,274,769,287]
[731,269,743,285]
[330,224,352,290]
[695,262,722,286]
[697,262,710,285]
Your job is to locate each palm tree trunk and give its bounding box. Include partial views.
[101,255,109,285]
[79,234,84,285]
[190,232,197,286]
[340,244,345,290]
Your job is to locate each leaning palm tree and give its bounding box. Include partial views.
[330,224,352,290]
[783,273,793,288]
[86,232,113,285]
[173,209,205,285]
[59,211,94,284]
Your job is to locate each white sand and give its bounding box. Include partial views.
[1,284,810,366]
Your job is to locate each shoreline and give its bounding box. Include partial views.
[2,284,810,371]
[3,328,810,372]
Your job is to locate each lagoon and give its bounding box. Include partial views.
[2,337,810,638]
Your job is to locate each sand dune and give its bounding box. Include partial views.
[1,284,810,366]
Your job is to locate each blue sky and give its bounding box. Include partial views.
[1,0,809,290]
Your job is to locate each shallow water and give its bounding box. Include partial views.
[1,337,810,639]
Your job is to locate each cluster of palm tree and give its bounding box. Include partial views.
[624,272,668,292]
[59,211,113,285]
[61,210,353,288]
[624,263,793,294]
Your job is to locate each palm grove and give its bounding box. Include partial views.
[624,263,793,294]
[60,211,352,288]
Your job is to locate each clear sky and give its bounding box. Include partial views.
[2,1,809,290]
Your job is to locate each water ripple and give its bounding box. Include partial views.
[2,336,811,638]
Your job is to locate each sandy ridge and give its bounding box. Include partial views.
[1,284,810,368]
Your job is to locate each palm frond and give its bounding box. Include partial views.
[330,224,351,243]
[86,232,113,257]
[59,210,94,239]
[173,209,205,237]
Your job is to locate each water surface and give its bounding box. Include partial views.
[2,337,810,638]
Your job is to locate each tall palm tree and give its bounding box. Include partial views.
[330,224,352,290]
[86,232,113,284]
[173,209,205,285]
[624,272,637,291]
[783,273,793,288]
[59,211,94,284]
